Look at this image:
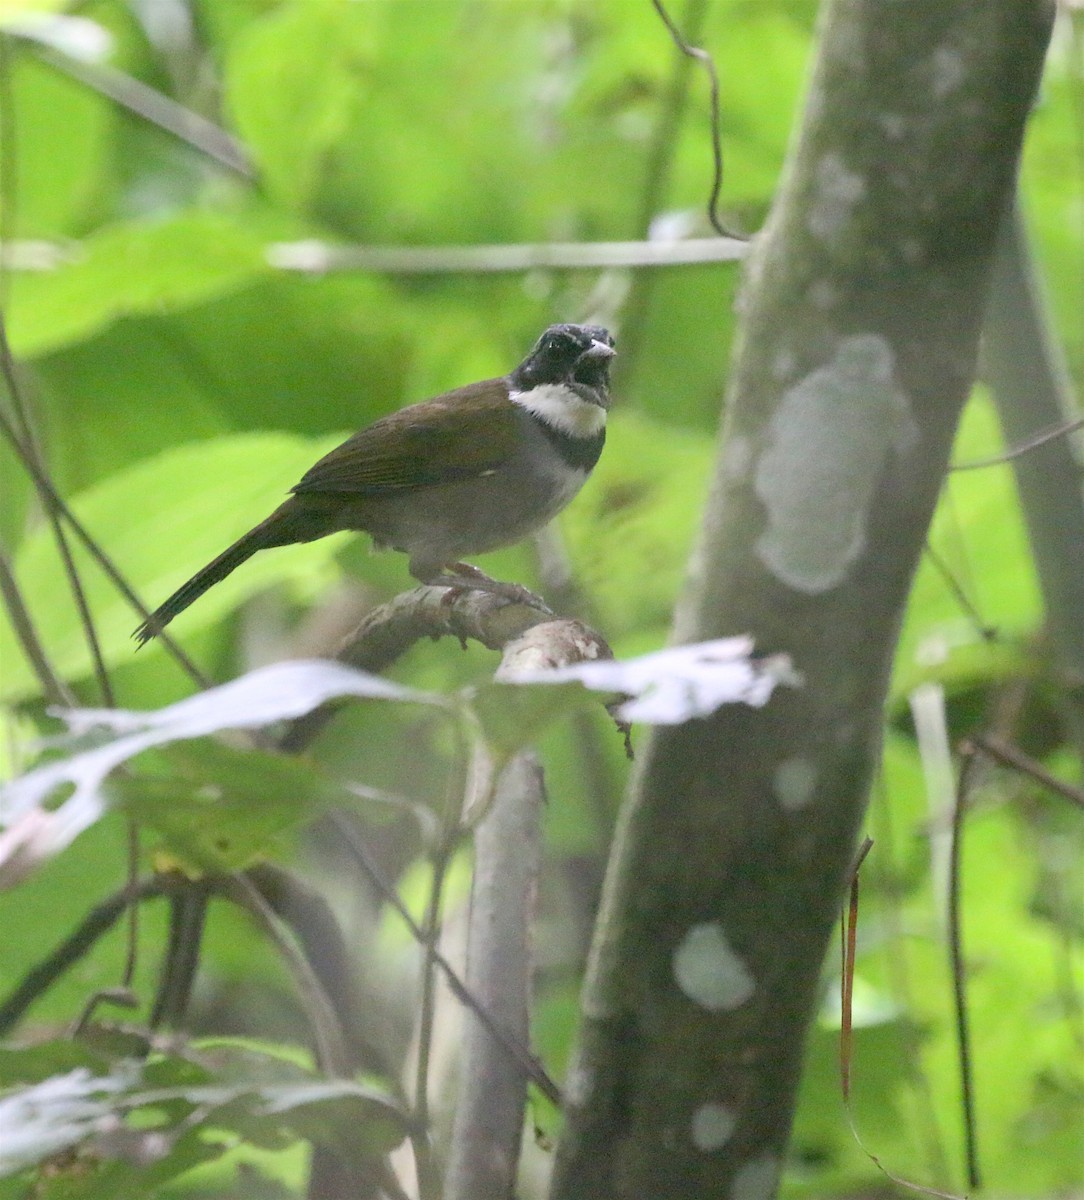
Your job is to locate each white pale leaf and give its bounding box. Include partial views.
[502,637,799,724]
[0,661,437,887]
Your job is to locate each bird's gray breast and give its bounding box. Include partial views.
[349,407,594,567]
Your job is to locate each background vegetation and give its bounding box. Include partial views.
[0,0,1081,1197]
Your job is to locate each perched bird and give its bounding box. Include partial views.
[135,323,616,643]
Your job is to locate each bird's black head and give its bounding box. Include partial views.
[511,323,616,407]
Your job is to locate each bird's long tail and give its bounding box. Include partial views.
[134,507,297,644]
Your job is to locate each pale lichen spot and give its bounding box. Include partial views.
[673,922,755,1011]
[691,1102,737,1152]
[808,280,838,309]
[754,334,918,594]
[930,45,965,98]
[730,1153,782,1200]
[771,348,797,381]
[773,757,817,811]
[878,112,907,140]
[809,152,865,241]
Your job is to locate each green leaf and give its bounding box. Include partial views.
[0,1041,407,1188]
[6,212,270,358]
[4,52,110,237]
[1,660,436,880]
[0,432,344,701]
[225,1,369,211]
[562,411,715,636]
[114,740,388,873]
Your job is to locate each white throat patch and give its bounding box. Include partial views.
[510,383,607,438]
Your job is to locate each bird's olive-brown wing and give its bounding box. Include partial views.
[291,380,519,497]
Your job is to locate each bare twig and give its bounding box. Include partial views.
[0,875,171,1035]
[13,36,252,177]
[967,733,1084,811]
[922,541,998,643]
[0,545,74,707]
[0,402,211,690]
[951,415,1084,470]
[948,747,981,1191]
[649,0,740,239]
[840,837,873,1100]
[267,236,748,274]
[222,873,350,1078]
[328,812,561,1105]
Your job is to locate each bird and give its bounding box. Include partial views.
[134,323,616,643]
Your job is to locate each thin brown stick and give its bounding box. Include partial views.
[222,873,350,1078]
[328,812,560,1104]
[840,837,873,1101]
[650,0,740,239]
[923,541,998,642]
[0,545,74,707]
[952,415,1084,471]
[0,402,211,690]
[15,37,252,177]
[969,733,1084,811]
[948,746,981,1191]
[0,875,170,1035]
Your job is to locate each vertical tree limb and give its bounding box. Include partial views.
[982,199,1084,752]
[443,753,546,1200]
[550,2,1053,1197]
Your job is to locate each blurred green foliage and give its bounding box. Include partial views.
[0,0,1081,1197]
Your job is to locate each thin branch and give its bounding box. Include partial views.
[13,36,252,177]
[328,811,561,1106]
[279,584,603,754]
[951,415,1084,471]
[221,873,350,1079]
[0,401,211,690]
[267,236,748,274]
[948,747,981,1191]
[0,54,113,707]
[922,541,998,642]
[967,733,1084,811]
[0,875,170,1036]
[0,544,74,707]
[649,0,740,239]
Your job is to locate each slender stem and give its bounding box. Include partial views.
[948,748,981,1191]
[970,734,1084,811]
[0,876,169,1035]
[0,400,211,690]
[223,874,350,1078]
[412,715,471,1200]
[0,545,74,706]
[649,0,739,238]
[17,38,252,177]
[328,811,560,1103]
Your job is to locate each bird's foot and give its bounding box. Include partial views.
[430,563,553,614]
